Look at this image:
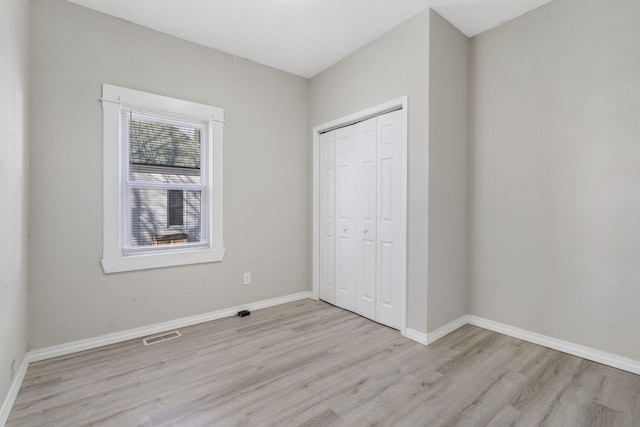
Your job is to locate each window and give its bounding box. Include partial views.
[101,84,224,273]
[167,190,184,227]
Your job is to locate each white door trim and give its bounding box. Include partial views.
[312,96,408,336]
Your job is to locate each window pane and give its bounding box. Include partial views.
[129,118,201,184]
[129,188,203,247]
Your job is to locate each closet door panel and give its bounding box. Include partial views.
[376,110,404,329]
[319,131,336,304]
[354,117,377,320]
[334,126,356,311]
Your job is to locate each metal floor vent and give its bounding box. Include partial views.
[143,330,182,346]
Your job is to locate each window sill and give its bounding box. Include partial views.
[101,247,225,273]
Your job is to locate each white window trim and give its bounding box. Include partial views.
[101,84,225,273]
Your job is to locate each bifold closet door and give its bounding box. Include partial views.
[318,109,404,330]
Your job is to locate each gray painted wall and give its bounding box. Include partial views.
[427,11,469,333]
[469,0,640,359]
[29,0,310,349]
[0,0,29,407]
[310,11,430,334]
[16,0,638,371]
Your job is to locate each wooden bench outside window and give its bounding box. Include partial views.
[152,233,188,245]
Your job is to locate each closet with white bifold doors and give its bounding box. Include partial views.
[318,108,406,330]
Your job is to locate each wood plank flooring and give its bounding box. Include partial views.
[7,299,640,426]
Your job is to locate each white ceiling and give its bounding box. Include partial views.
[66,0,555,78]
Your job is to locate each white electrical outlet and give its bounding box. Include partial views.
[243,272,251,285]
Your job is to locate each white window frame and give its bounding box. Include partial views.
[101,84,225,273]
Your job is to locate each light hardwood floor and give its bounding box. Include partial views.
[7,299,640,426]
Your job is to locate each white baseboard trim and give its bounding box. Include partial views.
[405,314,640,375]
[404,328,428,345]
[467,315,640,376]
[405,316,470,346]
[28,291,313,363]
[0,353,28,427]
[426,315,469,345]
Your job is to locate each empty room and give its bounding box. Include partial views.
[1,0,639,425]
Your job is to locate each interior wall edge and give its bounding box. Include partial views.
[425,8,470,333]
[0,354,28,427]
